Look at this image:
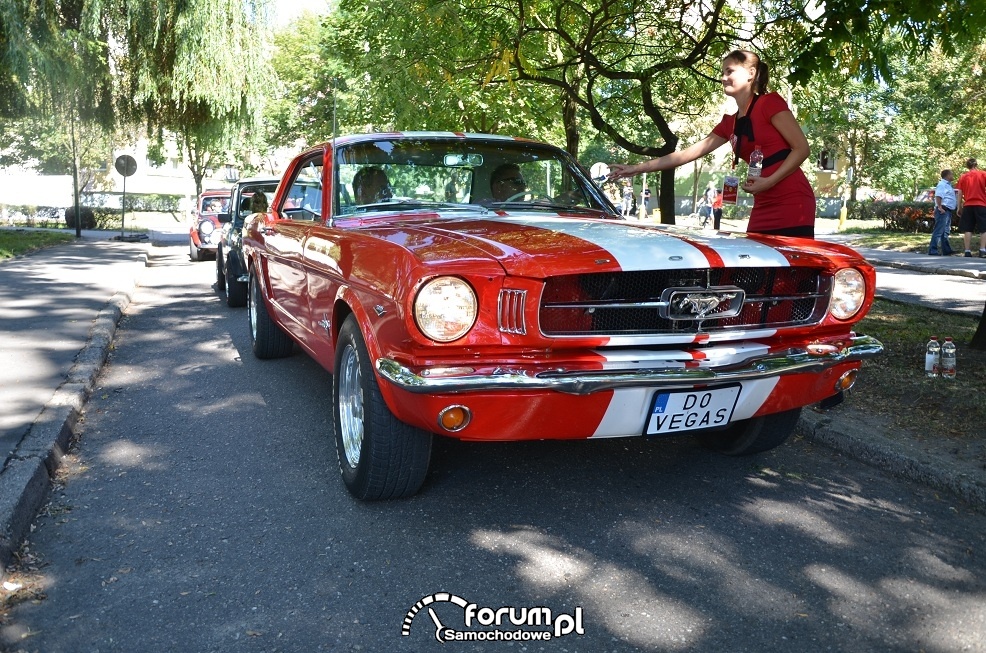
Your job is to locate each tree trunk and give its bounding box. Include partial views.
[70,102,81,238]
[563,92,579,159]
[658,169,676,224]
[970,302,986,350]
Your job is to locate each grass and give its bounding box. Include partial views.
[0,229,75,261]
[849,299,986,440]
[840,227,980,254]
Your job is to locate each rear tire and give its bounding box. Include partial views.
[249,272,294,359]
[216,250,226,290]
[333,316,432,500]
[225,269,247,307]
[697,407,802,455]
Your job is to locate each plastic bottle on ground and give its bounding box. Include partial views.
[941,337,956,379]
[925,336,940,378]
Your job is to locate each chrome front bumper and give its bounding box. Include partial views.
[376,334,884,396]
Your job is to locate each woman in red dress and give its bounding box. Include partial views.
[608,50,816,238]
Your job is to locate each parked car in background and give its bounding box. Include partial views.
[241,132,883,500]
[189,189,231,261]
[914,188,935,202]
[216,176,281,307]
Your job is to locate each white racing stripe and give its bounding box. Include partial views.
[485,215,792,270]
[486,215,710,270]
[687,232,792,268]
[591,343,771,370]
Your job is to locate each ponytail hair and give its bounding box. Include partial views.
[724,49,769,95]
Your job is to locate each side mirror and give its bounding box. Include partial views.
[217,211,232,223]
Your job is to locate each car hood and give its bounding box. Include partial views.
[357,210,862,278]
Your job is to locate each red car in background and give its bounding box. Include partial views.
[190,188,231,261]
[241,132,883,500]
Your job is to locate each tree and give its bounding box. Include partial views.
[0,0,276,210]
[325,0,563,142]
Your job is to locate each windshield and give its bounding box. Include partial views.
[334,138,612,216]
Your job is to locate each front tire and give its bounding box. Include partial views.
[333,316,432,500]
[248,272,294,359]
[189,238,204,262]
[697,407,802,455]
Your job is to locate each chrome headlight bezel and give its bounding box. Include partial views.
[829,268,866,320]
[413,277,478,343]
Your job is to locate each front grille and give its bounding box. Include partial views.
[539,268,828,336]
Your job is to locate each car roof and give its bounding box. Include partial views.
[236,175,281,186]
[296,132,538,159]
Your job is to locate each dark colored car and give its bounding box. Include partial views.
[241,132,883,500]
[216,176,281,306]
[190,189,231,261]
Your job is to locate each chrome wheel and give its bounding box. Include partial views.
[338,342,364,468]
[249,276,258,340]
[332,315,432,500]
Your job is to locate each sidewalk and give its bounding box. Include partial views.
[0,234,149,578]
[820,235,986,316]
[1,229,985,583]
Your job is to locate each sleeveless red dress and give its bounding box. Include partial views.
[712,93,816,233]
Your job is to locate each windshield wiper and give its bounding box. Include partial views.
[490,201,602,214]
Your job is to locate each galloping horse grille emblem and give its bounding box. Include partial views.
[659,286,745,321]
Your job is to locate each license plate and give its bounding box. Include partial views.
[645,385,741,435]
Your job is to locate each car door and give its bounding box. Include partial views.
[264,151,325,347]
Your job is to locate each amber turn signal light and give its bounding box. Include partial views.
[438,405,472,432]
[835,370,858,392]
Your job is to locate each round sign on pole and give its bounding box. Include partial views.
[114,154,137,177]
[589,162,610,181]
[111,154,146,242]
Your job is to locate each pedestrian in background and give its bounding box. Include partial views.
[641,187,651,217]
[711,181,724,229]
[608,49,816,237]
[621,182,634,218]
[956,157,986,257]
[929,169,956,256]
[700,181,719,228]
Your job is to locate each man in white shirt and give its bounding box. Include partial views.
[929,169,956,256]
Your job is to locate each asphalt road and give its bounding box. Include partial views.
[2,246,985,653]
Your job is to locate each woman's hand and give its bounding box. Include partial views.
[742,175,773,195]
[607,163,636,180]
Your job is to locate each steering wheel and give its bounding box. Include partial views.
[501,191,552,203]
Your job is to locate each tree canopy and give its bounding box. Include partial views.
[0,0,275,196]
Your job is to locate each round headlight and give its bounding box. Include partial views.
[414,277,478,342]
[829,268,866,320]
[199,220,215,235]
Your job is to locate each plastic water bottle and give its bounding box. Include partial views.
[941,337,956,379]
[747,145,763,183]
[925,336,940,377]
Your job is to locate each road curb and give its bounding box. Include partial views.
[0,272,139,581]
[798,411,986,512]
[860,255,986,280]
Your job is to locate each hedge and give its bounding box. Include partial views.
[853,201,939,233]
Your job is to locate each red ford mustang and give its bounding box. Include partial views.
[241,132,883,500]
